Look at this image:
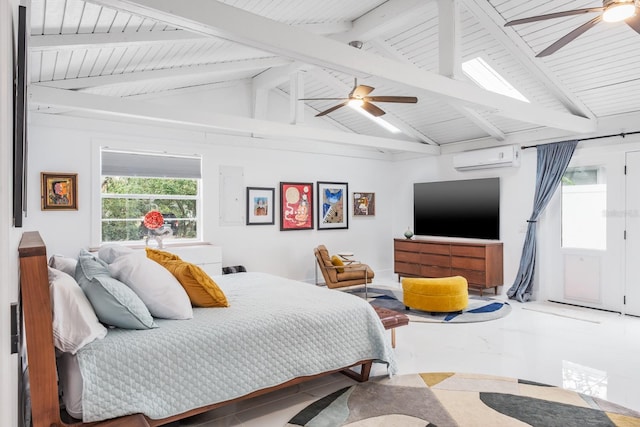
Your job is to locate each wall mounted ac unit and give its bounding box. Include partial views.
[453,145,521,171]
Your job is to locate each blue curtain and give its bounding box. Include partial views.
[507,140,578,302]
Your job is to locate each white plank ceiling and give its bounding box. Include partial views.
[26,0,640,154]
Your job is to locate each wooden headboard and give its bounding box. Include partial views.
[18,232,148,427]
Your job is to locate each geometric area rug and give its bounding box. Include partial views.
[346,286,512,323]
[287,372,640,426]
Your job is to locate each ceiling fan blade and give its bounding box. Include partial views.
[360,101,386,117]
[536,15,602,57]
[315,101,349,117]
[365,96,418,104]
[626,9,640,34]
[298,98,349,101]
[351,85,375,98]
[504,7,603,26]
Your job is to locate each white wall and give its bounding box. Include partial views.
[26,104,547,298]
[25,113,397,283]
[538,136,640,309]
[391,148,538,293]
[2,0,21,426]
[20,70,640,427]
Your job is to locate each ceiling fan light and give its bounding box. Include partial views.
[602,3,636,22]
[347,102,401,133]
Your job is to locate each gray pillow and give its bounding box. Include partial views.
[75,250,156,330]
[98,243,134,264]
[49,254,78,276]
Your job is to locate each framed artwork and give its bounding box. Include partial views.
[41,172,77,211]
[353,192,375,216]
[246,187,275,225]
[280,182,313,231]
[317,181,348,230]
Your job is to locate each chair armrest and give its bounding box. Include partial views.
[325,261,362,269]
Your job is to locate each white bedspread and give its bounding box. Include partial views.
[75,272,397,421]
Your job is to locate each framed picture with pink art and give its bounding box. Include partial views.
[317,181,348,230]
[246,187,275,225]
[40,172,78,211]
[280,182,314,231]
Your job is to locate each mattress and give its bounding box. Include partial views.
[59,272,396,422]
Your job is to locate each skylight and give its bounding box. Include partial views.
[462,57,529,103]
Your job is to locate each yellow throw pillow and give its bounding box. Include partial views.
[145,248,181,262]
[146,248,229,308]
[330,255,345,273]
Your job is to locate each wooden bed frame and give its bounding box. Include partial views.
[19,231,373,427]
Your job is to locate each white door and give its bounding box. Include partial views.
[540,153,625,312]
[624,151,640,316]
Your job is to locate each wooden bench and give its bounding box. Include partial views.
[372,305,409,348]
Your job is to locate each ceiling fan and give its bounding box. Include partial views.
[504,0,640,57]
[299,78,418,117]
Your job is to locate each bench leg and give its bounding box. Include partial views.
[391,328,396,348]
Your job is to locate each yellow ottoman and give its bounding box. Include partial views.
[402,276,469,313]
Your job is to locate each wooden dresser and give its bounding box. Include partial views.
[394,238,503,295]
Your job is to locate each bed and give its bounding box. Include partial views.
[19,232,396,427]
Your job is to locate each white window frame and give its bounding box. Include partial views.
[92,142,203,246]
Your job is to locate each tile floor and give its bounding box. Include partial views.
[174,275,640,426]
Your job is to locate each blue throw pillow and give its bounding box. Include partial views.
[75,250,156,330]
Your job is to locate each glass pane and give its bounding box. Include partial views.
[102,219,145,242]
[175,219,198,239]
[101,176,198,196]
[562,167,606,250]
[102,198,149,220]
[102,197,198,242]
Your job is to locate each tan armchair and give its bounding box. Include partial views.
[313,245,374,290]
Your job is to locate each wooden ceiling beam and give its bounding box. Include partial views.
[30,22,353,51]
[84,0,595,134]
[330,0,429,43]
[30,85,440,154]
[436,0,506,141]
[30,30,203,51]
[36,57,291,90]
[370,38,506,141]
[461,0,595,119]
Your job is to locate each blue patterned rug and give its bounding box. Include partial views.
[346,286,511,323]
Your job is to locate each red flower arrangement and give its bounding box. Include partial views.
[143,210,164,230]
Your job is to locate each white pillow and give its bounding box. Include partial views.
[48,254,77,277]
[108,252,193,320]
[48,267,108,354]
[98,243,134,264]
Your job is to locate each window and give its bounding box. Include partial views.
[562,166,606,250]
[100,149,202,244]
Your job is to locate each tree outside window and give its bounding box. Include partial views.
[100,149,201,243]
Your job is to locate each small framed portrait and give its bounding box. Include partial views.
[353,192,375,216]
[41,172,78,211]
[317,181,348,230]
[246,187,275,225]
[280,182,313,231]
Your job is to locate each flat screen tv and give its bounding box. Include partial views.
[13,5,27,228]
[413,177,500,240]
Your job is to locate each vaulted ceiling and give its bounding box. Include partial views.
[27,0,640,155]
